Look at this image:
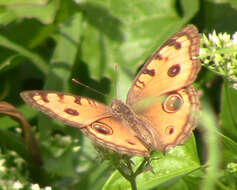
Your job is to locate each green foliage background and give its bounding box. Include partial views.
[0,0,237,189]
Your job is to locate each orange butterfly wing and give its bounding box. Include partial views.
[136,86,199,151]
[20,91,149,157]
[127,25,200,105]
[126,25,200,151]
[82,117,149,156]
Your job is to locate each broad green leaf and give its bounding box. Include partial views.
[155,174,202,190]
[217,131,237,162]
[103,136,200,190]
[0,0,58,24]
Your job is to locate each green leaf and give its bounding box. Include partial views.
[217,131,237,162]
[0,0,58,24]
[103,136,200,190]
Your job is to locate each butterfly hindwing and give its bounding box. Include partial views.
[82,117,149,157]
[134,85,200,151]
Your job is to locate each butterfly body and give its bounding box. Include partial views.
[110,99,160,150]
[21,25,201,157]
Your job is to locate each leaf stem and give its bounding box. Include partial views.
[116,163,137,190]
[115,158,151,190]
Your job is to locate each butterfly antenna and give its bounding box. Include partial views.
[72,78,106,97]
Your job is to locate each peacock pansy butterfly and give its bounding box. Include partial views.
[21,25,200,157]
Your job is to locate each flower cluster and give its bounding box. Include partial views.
[200,30,237,89]
[0,152,52,190]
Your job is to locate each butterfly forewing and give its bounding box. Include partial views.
[126,25,200,105]
[20,91,111,127]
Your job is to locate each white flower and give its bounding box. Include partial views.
[73,146,80,152]
[232,32,237,45]
[202,34,210,46]
[199,48,208,57]
[31,184,40,190]
[61,136,72,143]
[13,181,23,189]
[214,54,222,63]
[227,62,234,74]
[209,31,221,47]
[218,32,230,44]
[232,83,237,90]
[0,159,6,173]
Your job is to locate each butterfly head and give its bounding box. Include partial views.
[110,99,134,119]
[110,99,124,115]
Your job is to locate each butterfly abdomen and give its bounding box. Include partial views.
[110,99,161,150]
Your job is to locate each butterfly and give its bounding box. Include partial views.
[21,25,200,157]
